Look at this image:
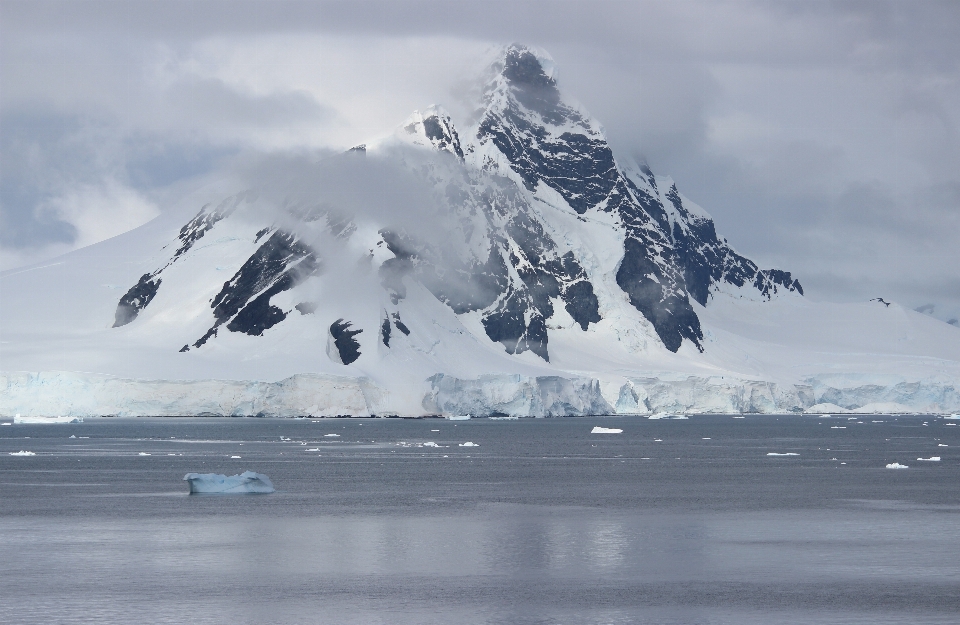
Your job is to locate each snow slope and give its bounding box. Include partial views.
[1,45,958,417]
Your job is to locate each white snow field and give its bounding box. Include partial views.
[183,471,275,494]
[0,45,958,418]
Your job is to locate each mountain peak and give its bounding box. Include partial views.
[395,105,463,158]
[500,44,557,88]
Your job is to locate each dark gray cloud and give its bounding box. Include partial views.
[1,0,958,322]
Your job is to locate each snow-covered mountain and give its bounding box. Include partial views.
[2,45,959,417]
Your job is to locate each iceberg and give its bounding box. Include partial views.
[885,463,909,469]
[13,414,82,424]
[916,456,941,462]
[591,426,623,434]
[446,414,471,421]
[459,441,479,447]
[9,450,35,456]
[766,452,800,456]
[183,471,275,494]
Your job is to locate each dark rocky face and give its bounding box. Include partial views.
[330,319,362,365]
[193,230,320,348]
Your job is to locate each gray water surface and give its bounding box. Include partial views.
[2,415,958,624]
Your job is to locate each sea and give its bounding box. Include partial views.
[1,414,958,624]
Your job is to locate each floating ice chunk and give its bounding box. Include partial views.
[885,463,909,469]
[1,423,9,426]
[702,437,711,440]
[14,415,83,424]
[138,452,151,456]
[306,448,320,451]
[69,435,76,438]
[9,450,35,456]
[447,415,471,421]
[831,426,846,429]
[938,444,948,447]
[945,414,960,419]
[488,416,518,420]
[732,416,745,419]
[323,433,340,437]
[230,455,241,458]
[431,429,440,432]
[917,456,941,462]
[767,452,799,456]
[459,441,479,447]
[183,471,274,494]
[423,442,441,447]
[946,423,958,426]
[591,426,623,434]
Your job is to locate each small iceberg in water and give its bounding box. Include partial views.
[183,471,275,494]
[766,452,799,456]
[917,456,941,462]
[9,450,36,456]
[591,426,623,434]
[459,441,479,447]
[885,463,909,469]
[447,415,471,421]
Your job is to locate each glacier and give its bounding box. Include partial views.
[183,471,275,494]
[0,44,958,418]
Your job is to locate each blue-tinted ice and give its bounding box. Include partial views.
[183,471,274,494]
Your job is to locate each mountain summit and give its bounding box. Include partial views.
[3,44,957,418]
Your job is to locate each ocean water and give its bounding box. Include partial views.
[1,414,958,624]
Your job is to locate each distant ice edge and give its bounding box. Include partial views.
[2,371,958,417]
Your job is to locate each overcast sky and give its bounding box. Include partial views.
[2,0,958,322]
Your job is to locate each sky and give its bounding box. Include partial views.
[1,0,958,323]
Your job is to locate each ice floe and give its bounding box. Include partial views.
[138,452,151,456]
[591,426,623,434]
[459,441,479,447]
[323,433,340,437]
[766,452,799,456]
[885,463,909,469]
[183,471,274,494]
[9,450,35,456]
[916,456,941,462]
